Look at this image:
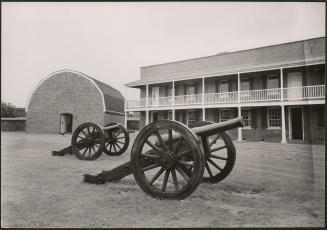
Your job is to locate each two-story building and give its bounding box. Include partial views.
[125,37,325,144]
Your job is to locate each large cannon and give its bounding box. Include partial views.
[83,117,244,200]
[52,122,130,160]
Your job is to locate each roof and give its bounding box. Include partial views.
[126,36,325,87]
[26,70,124,113]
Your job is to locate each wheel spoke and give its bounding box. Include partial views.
[210,154,227,160]
[114,143,122,150]
[155,131,168,152]
[205,162,213,178]
[115,140,125,144]
[105,142,110,148]
[116,136,126,140]
[208,158,222,171]
[91,145,96,154]
[141,153,160,159]
[177,149,193,158]
[168,129,173,152]
[88,147,91,157]
[171,169,179,191]
[161,170,170,192]
[209,134,220,147]
[112,143,117,153]
[177,160,194,168]
[145,140,165,155]
[113,131,122,139]
[143,163,160,172]
[87,126,91,135]
[210,145,227,153]
[176,167,190,182]
[81,129,87,137]
[173,137,184,155]
[109,144,112,152]
[149,167,165,185]
[81,147,88,156]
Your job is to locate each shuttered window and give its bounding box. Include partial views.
[268,108,281,127]
[241,109,251,127]
[220,109,230,122]
[187,111,195,125]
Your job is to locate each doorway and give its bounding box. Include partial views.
[151,87,159,107]
[290,107,303,140]
[60,114,73,134]
[152,112,159,122]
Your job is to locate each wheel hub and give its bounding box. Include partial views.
[160,153,177,169]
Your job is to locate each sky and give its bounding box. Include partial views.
[1,2,325,107]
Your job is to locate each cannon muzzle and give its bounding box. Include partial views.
[191,117,244,137]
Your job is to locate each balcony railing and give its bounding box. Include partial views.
[175,94,202,105]
[205,91,238,104]
[126,85,325,110]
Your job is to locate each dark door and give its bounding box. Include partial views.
[153,112,158,122]
[66,114,73,132]
[291,108,303,140]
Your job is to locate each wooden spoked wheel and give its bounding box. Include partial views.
[103,122,130,156]
[202,131,236,183]
[71,122,105,161]
[131,120,205,200]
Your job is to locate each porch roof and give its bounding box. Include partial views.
[125,37,325,87]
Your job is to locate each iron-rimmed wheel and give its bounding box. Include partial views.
[131,120,205,200]
[103,122,129,156]
[202,131,236,183]
[71,122,105,160]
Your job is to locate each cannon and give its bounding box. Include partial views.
[52,122,130,160]
[83,117,244,200]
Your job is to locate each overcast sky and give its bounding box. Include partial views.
[2,2,325,107]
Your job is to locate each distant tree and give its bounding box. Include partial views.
[1,101,16,117]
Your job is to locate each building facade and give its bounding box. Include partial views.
[125,37,325,144]
[26,70,125,134]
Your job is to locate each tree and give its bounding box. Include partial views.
[1,101,16,117]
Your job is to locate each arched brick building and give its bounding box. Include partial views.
[26,70,125,134]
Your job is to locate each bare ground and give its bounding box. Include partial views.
[1,131,325,228]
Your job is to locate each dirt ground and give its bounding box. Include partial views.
[1,131,325,228]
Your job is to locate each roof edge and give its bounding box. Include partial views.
[25,69,106,112]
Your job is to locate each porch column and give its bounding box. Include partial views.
[237,107,242,141]
[124,86,128,128]
[237,73,241,103]
[280,68,284,101]
[281,105,287,143]
[202,77,205,121]
[145,84,149,125]
[172,81,175,121]
[202,108,206,121]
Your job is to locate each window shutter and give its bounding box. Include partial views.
[251,109,257,128]
[165,86,168,96]
[184,85,187,95]
[250,78,254,90]
[175,86,179,96]
[195,83,199,94]
[318,106,325,127]
[262,107,267,129]
[228,79,233,92]
[216,81,220,93]
[262,76,267,89]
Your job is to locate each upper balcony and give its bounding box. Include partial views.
[126,85,325,110]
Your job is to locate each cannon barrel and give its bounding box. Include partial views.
[159,117,244,143]
[191,117,244,137]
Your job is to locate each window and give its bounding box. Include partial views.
[267,75,280,99]
[168,111,172,120]
[241,79,250,91]
[267,75,279,89]
[220,109,230,122]
[241,109,251,127]
[240,79,251,101]
[205,112,209,121]
[219,81,229,93]
[187,85,196,103]
[187,111,195,125]
[268,108,281,127]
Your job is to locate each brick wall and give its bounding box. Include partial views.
[26,72,104,133]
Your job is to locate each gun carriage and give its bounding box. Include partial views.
[77,117,244,200]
